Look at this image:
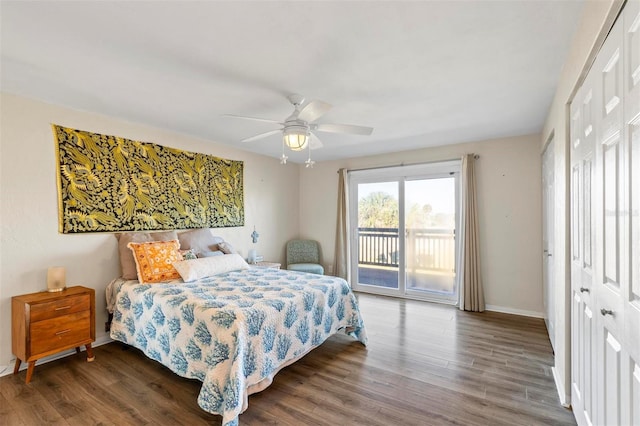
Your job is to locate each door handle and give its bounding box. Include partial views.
[579,287,590,293]
[600,308,614,317]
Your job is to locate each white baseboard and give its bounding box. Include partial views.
[551,366,571,408]
[485,304,544,318]
[0,335,113,378]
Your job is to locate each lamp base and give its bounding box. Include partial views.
[47,286,65,293]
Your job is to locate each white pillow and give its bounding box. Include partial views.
[173,253,249,282]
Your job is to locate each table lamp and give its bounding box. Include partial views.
[47,266,66,292]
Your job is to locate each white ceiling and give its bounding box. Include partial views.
[1,1,584,163]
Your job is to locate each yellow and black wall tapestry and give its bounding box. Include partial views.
[52,125,244,233]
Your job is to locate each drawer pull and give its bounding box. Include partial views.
[54,306,72,311]
[600,308,614,317]
[580,287,590,293]
[55,329,72,336]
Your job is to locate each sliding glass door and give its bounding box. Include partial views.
[405,177,457,296]
[356,181,400,290]
[349,162,460,304]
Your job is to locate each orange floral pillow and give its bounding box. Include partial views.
[127,240,182,284]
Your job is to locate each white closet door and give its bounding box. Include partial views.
[595,17,623,426]
[570,66,597,426]
[543,139,555,350]
[623,2,640,425]
[593,12,635,426]
[571,4,639,425]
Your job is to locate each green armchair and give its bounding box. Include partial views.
[286,240,324,275]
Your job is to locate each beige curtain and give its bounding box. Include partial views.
[334,168,351,282]
[459,154,485,312]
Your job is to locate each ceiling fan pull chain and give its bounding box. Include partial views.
[305,138,315,168]
[280,138,288,165]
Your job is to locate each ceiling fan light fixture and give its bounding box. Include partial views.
[225,95,373,165]
[283,126,309,151]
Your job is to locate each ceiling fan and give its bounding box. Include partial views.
[224,94,373,166]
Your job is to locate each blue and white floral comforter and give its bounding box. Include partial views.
[109,268,367,425]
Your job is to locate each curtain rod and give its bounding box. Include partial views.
[338,154,479,174]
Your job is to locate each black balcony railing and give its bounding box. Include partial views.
[357,227,455,272]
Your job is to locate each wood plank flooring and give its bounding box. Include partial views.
[1,293,576,425]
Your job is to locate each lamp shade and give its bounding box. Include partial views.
[283,126,309,151]
[47,266,66,292]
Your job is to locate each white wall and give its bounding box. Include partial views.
[539,0,620,406]
[0,93,301,370]
[299,134,543,316]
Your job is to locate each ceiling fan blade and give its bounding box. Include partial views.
[241,129,282,143]
[222,114,281,125]
[314,123,373,136]
[297,100,332,123]
[309,133,324,150]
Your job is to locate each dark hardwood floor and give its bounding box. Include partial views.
[1,293,576,425]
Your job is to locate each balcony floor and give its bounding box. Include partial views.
[358,265,455,294]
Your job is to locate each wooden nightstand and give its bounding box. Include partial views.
[12,286,96,383]
[252,261,281,270]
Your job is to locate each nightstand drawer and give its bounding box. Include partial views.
[30,294,90,322]
[31,310,91,355]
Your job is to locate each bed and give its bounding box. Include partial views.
[107,265,367,426]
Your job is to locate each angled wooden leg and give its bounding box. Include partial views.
[85,343,95,362]
[25,361,36,384]
[13,358,21,375]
